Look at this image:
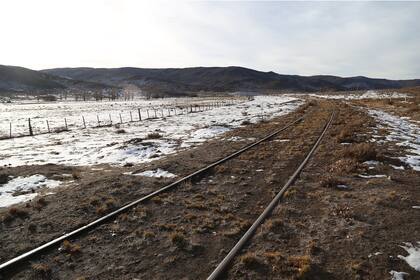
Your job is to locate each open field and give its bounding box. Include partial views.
[0,92,419,279]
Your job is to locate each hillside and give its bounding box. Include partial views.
[1,64,419,96]
[0,65,114,95]
[42,66,420,92]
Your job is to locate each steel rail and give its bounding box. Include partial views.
[207,110,335,280]
[0,104,303,273]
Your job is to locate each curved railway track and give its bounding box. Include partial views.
[0,111,305,275]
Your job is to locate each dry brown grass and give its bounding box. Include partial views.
[318,175,343,188]
[31,263,51,278]
[95,197,117,215]
[342,143,377,162]
[169,232,188,249]
[287,255,313,279]
[62,240,81,255]
[2,207,29,223]
[240,252,265,270]
[329,158,361,175]
[72,170,81,180]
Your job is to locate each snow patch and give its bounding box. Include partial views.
[368,109,420,171]
[310,91,407,100]
[133,169,176,178]
[0,175,61,207]
[358,174,387,179]
[390,270,409,280]
[337,184,350,189]
[398,242,420,271]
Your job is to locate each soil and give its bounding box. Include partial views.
[1,99,419,280]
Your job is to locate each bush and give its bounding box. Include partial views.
[342,143,377,162]
[147,132,162,139]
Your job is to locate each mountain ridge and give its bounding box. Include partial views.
[1,64,420,96]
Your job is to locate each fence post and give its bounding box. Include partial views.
[154,109,157,118]
[119,113,123,124]
[168,108,170,116]
[109,114,112,124]
[147,109,150,119]
[9,122,12,138]
[64,118,68,130]
[130,111,133,122]
[161,108,164,117]
[46,120,50,133]
[28,118,33,136]
[82,116,86,128]
[138,108,142,121]
[97,115,100,126]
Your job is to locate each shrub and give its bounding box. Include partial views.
[31,263,51,278]
[62,240,81,255]
[0,173,9,184]
[318,175,342,188]
[147,132,162,139]
[170,232,188,249]
[240,253,265,270]
[342,143,377,162]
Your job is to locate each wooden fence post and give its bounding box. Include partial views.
[109,114,112,124]
[154,109,157,118]
[130,111,133,122]
[119,113,123,124]
[28,118,33,136]
[82,116,86,128]
[147,109,150,119]
[9,122,12,138]
[46,120,50,133]
[97,115,100,126]
[64,118,68,130]
[138,108,142,121]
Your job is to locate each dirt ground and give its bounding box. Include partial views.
[1,98,419,280]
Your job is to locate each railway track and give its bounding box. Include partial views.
[0,109,305,275]
[208,110,335,279]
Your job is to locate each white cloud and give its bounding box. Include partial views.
[0,0,419,79]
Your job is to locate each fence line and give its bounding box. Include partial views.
[1,100,243,140]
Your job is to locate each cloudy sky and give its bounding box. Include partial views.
[1,0,419,79]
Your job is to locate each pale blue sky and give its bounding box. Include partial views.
[1,1,419,79]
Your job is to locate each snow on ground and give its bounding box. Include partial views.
[308,90,407,100]
[389,270,409,280]
[0,96,301,167]
[132,169,177,178]
[0,175,61,207]
[0,97,227,137]
[398,242,420,272]
[368,109,420,171]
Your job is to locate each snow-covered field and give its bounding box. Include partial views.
[0,96,301,167]
[0,97,235,137]
[368,109,420,171]
[308,90,407,100]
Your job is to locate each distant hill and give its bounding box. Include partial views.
[0,65,114,95]
[42,66,420,92]
[1,64,419,96]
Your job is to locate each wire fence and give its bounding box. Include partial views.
[1,100,242,140]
